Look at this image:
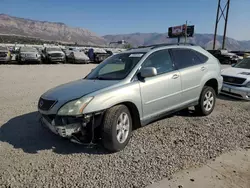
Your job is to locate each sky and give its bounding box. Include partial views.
[0,0,250,40]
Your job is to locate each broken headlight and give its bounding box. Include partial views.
[57,97,93,116]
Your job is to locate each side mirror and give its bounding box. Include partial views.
[231,63,236,67]
[140,67,157,78]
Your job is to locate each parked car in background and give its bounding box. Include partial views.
[10,46,20,62]
[38,43,222,152]
[67,51,90,64]
[207,49,240,64]
[230,51,244,59]
[17,46,42,64]
[87,48,111,63]
[244,53,250,59]
[105,50,113,56]
[221,57,250,100]
[94,52,111,63]
[43,47,66,64]
[64,47,78,62]
[0,46,11,64]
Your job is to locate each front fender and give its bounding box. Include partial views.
[82,82,143,118]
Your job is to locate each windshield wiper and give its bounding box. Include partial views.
[88,76,107,80]
[88,76,119,80]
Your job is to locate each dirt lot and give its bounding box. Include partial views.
[0,64,250,188]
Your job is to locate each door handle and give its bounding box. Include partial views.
[172,74,179,79]
[201,66,206,71]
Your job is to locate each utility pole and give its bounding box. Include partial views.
[213,0,231,50]
[222,0,230,49]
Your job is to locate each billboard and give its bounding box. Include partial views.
[168,25,194,38]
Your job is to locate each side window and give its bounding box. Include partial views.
[194,51,209,63]
[171,49,206,69]
[141,50,174,75]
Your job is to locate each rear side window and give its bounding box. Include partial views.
[194,51,208,63]
[171,48,207,69]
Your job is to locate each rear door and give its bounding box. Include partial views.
[139,49,182,120]
[170,48,209,104]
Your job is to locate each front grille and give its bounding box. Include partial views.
[26,54,36,58]
[0,53,7,57]
[38,98,57,111]
[50,53,63,57]
[222,75,246,85]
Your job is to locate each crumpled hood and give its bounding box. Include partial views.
[41,79,119,101]
[222,67,250,79]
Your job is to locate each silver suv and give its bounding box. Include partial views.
[38,43,223,152]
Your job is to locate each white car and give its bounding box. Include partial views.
[68,51,90,64]
[221,58,250,100]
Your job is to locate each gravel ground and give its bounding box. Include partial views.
[0,64,250,188]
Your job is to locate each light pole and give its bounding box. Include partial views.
[184,20,188,44]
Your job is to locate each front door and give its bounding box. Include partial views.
[139,49,182,120]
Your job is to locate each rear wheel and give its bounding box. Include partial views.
[195,86,216,116]
[102,105,132,152]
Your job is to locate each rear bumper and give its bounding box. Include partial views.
[20,58,41,63]
[220,83,250,100]
[74,59,90,63]
[48,57,65,62]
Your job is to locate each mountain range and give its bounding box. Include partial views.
[103,33,250,51]
[0,14,250,50]
[0,14,106,46]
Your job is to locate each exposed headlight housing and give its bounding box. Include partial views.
[57,97,94,116]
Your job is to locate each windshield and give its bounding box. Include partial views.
[47,47,62,52]
[86,52,146,80]
[234,58,250,69]
[20,47,37,52]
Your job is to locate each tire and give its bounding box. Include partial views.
[195,86,216,116]
[102,104,132,152]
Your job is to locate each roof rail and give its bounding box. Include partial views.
[127,43,197,51]
[148,43,196,49]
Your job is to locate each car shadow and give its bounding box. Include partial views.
[218,94,247,102]
[0,111,108,155]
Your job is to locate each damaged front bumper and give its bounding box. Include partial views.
[40,115,81,137]
[39,112,104,144]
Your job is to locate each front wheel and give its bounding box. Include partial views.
[195,86,216,116]
[102,105,132,152]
